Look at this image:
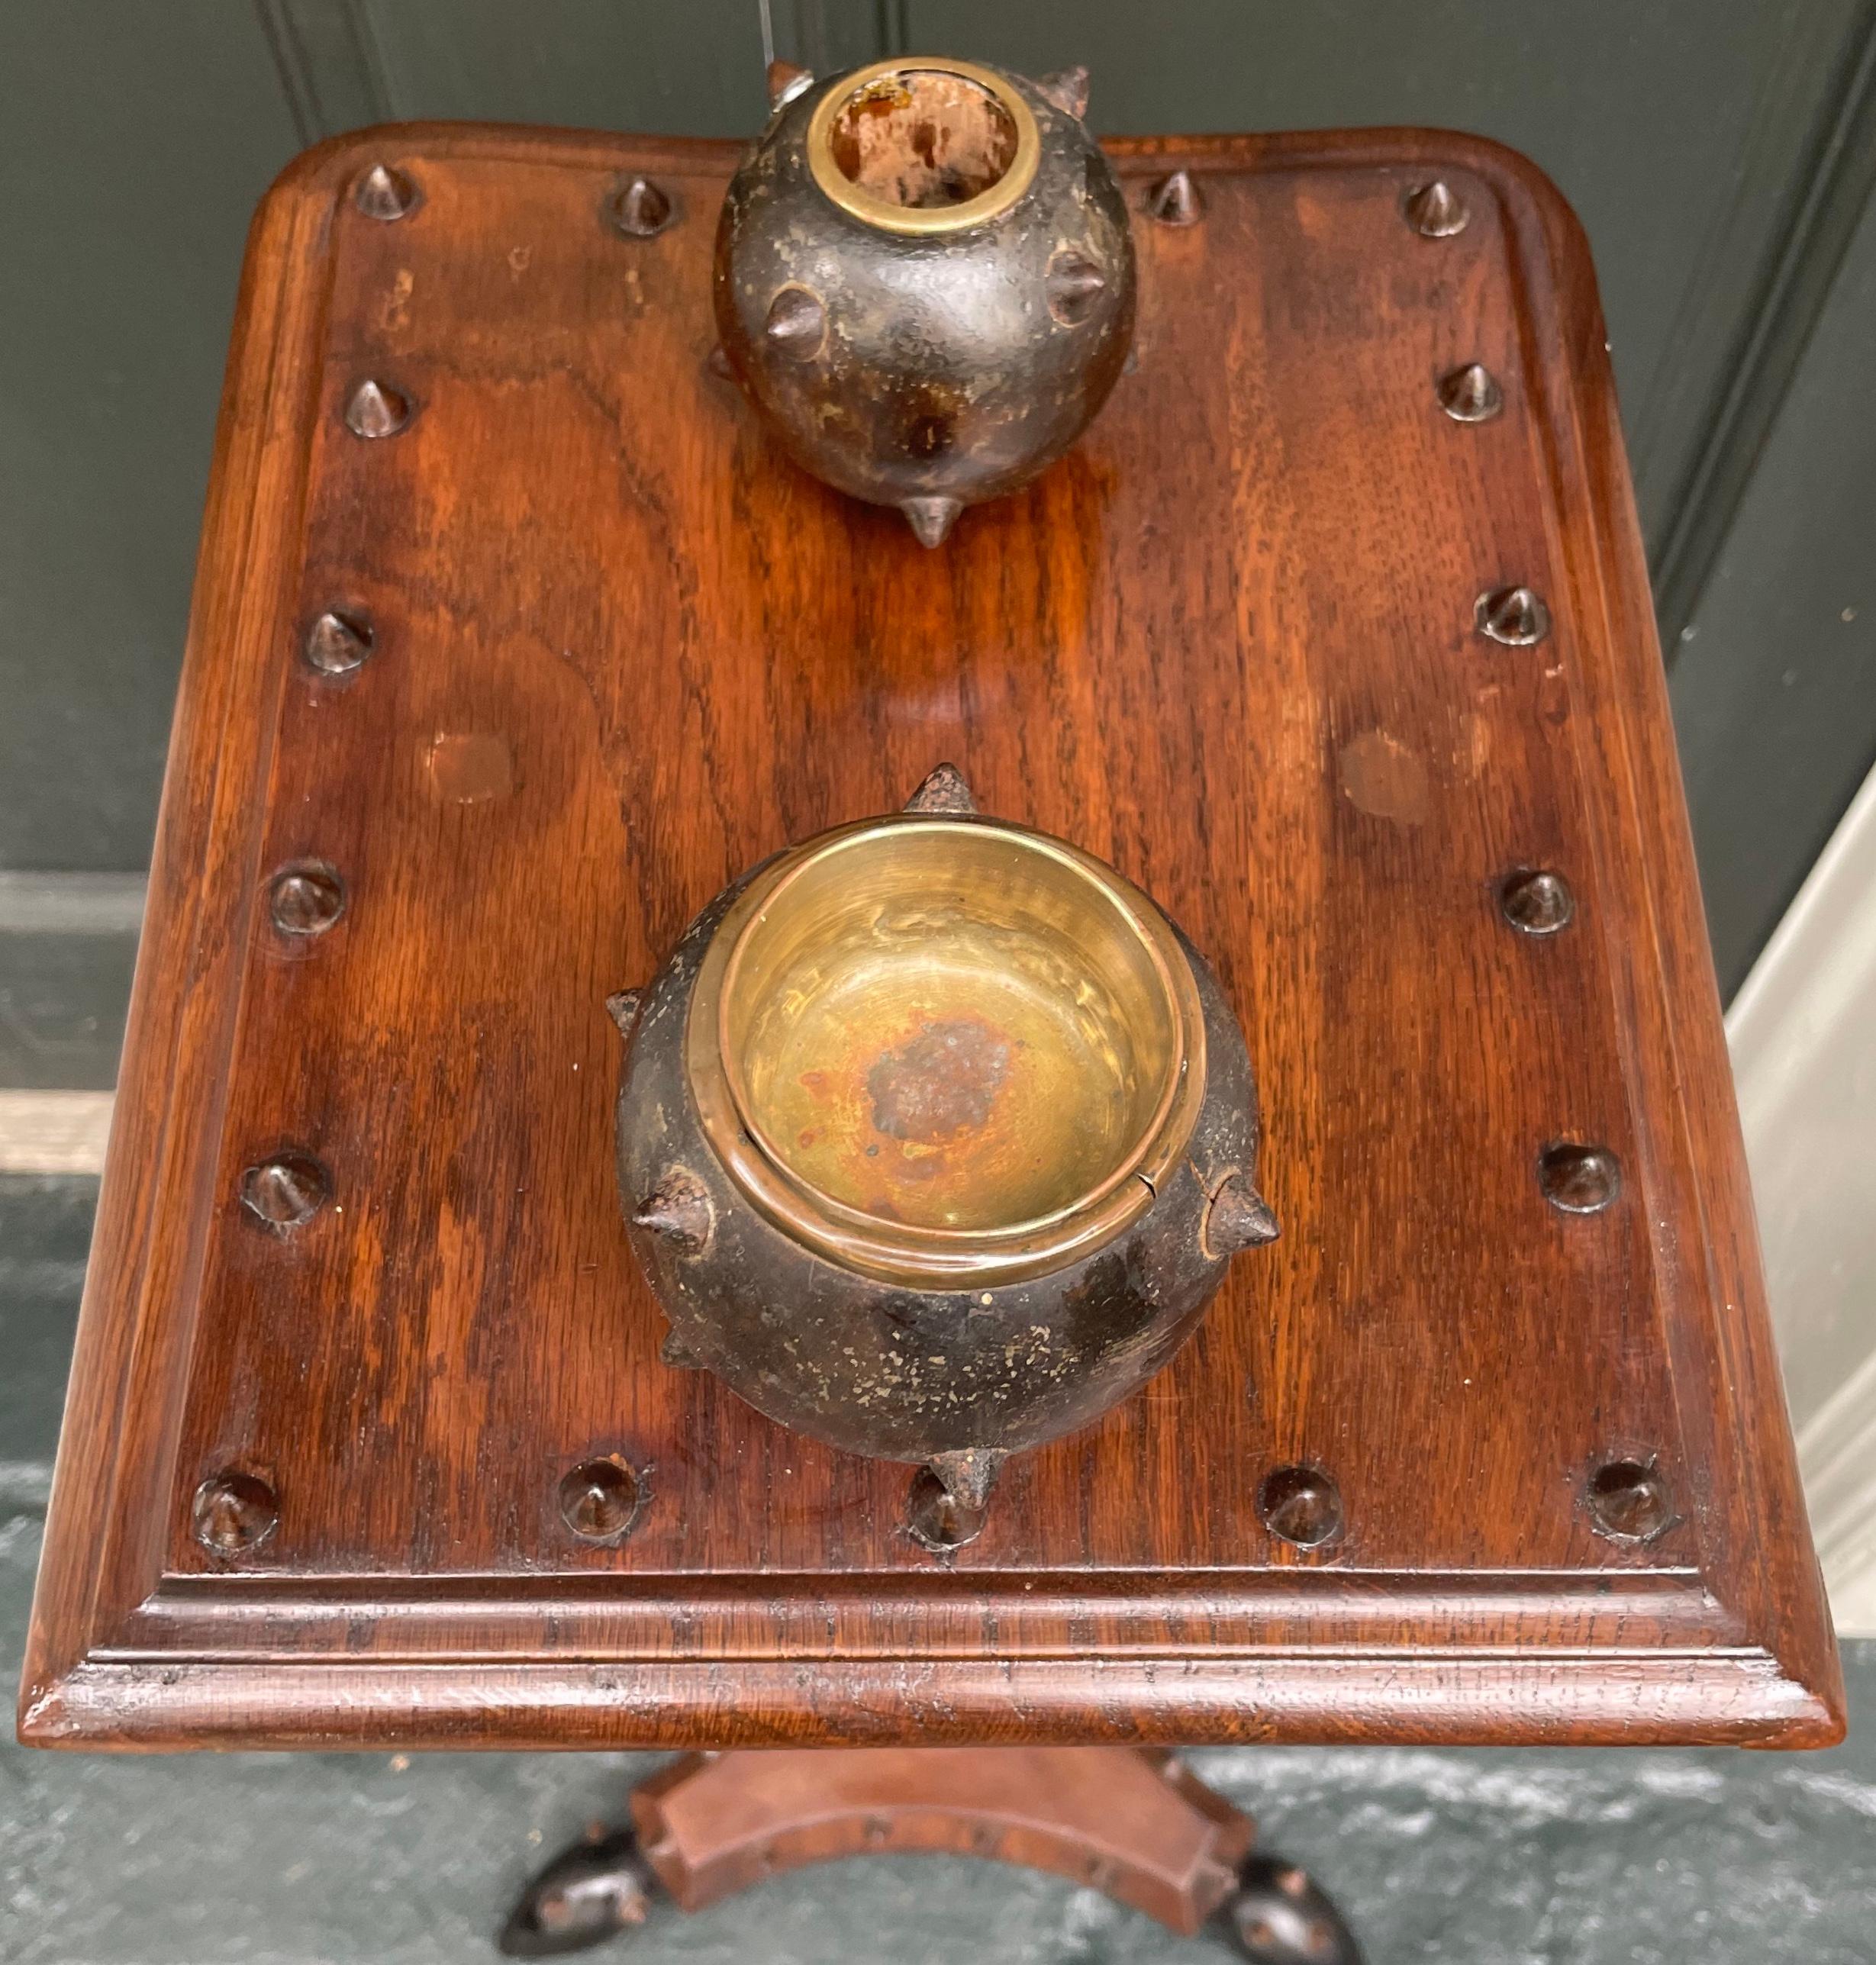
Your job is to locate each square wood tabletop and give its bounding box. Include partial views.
[18,122,1841,1752]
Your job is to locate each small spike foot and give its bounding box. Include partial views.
[901,495,962,548]
[907,1448,1006,1554]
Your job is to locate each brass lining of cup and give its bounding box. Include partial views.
[685,815,1206,1287]
[805,57,1042,238]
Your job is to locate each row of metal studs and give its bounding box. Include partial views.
[1142,172,1671,1556]
[193,163,655,1559]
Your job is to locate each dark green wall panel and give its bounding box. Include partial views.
[356,0,769,136]
[0,875,144,1091]
[1671,179,1876,997]
[0,2,304,871]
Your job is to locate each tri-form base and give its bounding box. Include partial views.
[498,1748,1362,1963]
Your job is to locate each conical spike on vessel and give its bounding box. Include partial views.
[903,763,978,814]
[901,495,962,548]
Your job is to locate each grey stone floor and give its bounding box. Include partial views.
[5,1173,1873,1965]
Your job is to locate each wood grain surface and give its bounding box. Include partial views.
[17,123,1842,1750]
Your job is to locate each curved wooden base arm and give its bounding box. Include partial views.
[501,1748,1364,1962]
[631,1747,1252,1935]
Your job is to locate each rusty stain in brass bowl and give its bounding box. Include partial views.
[686,815,1204,1288]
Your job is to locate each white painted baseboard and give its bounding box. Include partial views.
[0,1089,115,1175]
[1729,759,1876,1636]
[1796,1347,1876,1634]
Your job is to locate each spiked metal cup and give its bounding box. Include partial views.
[611,768,1276,1548]
[713,57,1136,547]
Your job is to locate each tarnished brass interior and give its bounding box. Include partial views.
[686,816,1206,1286]
[807,58,1040,237]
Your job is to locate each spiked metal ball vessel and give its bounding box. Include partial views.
[712,57,1136,547]
[611,767,1277,1548]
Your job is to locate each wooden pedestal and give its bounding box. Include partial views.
[499,1748,1361,1963]
[633,1748,1249,1927]
[18,123,1840,1756]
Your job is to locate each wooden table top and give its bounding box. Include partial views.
[18,121,1841,1752]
